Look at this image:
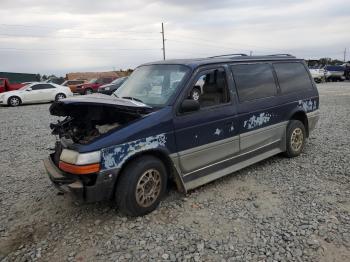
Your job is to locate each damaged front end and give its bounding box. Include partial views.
[49,94,153,144]
[44,94,154,202]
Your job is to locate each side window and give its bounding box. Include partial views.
[190,68,229,108]
[231,63,277,102]
[31,84,42,90]
[273,62,313,94]
[32,84,54,90]
[103,78,112,83]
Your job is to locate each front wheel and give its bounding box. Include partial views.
[283,120,306,158]
[8,96,21,107]
[115,155,167,216]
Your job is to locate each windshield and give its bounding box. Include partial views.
[114,65,189,106]
[111,77,127,85]
[19,84,31,90]
[88,78,97,83]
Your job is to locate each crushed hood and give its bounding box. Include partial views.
[50,94,153,117]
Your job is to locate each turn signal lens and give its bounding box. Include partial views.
[59,161,100,175]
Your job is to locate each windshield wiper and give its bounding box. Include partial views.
[122,96,144,103]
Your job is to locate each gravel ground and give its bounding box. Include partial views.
[0,82,350,262]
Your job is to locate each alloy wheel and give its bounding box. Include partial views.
[290,127,303,152]
[135,169,162,208]
[10,97,20,106]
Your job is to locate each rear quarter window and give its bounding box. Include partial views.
[273,62,313,94]
[231,63,277,102]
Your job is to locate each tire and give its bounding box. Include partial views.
[283,120,306,158]
[115,155,168,216]
[84,88,93,95]
[190,88,201,101]
[55,93,66,101]
[7,96,21,107]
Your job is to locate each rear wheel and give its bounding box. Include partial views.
[85,88,93,95]
[8,96,21,107]
[55,93,66,101]
[115,155,167,216]
[283,120,306,158]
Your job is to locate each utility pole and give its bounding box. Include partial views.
[161,22,166,60]
[344,48,347,62]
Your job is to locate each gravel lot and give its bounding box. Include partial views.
[0,82,350,262]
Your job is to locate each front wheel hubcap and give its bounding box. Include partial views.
[291,128,303,152]
[135,169,161,207]
[10,98,19,106]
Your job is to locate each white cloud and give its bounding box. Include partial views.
[0,0,349,75]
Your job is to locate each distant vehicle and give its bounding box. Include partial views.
[62,80,87,93]
[0,82,73,107]
[324,65,346,82]
[0,78,25,93]
[97,77,128,95]
[75,77,116,95]
[309,68,325,83]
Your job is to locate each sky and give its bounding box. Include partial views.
[0,0,349,76]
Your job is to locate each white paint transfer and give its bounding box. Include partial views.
[214,128,222,136]
[101,133,167,170]
[298,99,317,112]
[243,113,272,130]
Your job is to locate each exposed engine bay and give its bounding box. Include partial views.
[49,95,153,144]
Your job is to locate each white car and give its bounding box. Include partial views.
[0,82,73,107]
[309,68,325,83]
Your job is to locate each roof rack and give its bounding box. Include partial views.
[267,54,294,57]
[208,53,248,59]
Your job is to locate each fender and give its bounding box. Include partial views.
[100,133,186,193]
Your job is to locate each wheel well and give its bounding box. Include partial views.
[113,150,185,196]
[7,96,21,105]
[290,111,309,137]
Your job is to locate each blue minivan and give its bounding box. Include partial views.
[44,54,320,216]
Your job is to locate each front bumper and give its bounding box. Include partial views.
[43,156,119,203]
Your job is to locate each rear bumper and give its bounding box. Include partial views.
[43,156,120,203]
[74,88,86,95]
[307,110,320,133]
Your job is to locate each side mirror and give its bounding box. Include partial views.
[26,87,32,91]
[180,99,200,113]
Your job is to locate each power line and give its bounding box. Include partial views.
[0,33,158,41]
[0,47,159,52]
[0,23,159,34]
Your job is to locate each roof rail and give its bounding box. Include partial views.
[208,53,248,59]
[267,54,295,57]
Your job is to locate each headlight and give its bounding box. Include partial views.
[59,149,101,175]
[60,149,101,165]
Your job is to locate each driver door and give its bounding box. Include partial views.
[173,67,240,176]
[24,84,54,102]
